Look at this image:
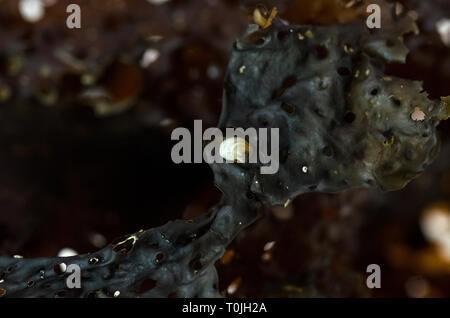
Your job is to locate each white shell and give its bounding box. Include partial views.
[57,248,78,257]
[219,137,249,163]
[19,0,44,23]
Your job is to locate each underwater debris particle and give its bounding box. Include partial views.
[253,7,278,29]
[89,233,107,248]
[436,19,450,47]
[341,0,363,9]
[421,204,450,262]
[81,74,95,86]
[227,277,242,295]
[140,48,160,68]
[302,166,308,173]
[411,107,426,121]
[264,241,276,252]
[219,137,250,163]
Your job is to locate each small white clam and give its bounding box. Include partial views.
[219,137,250,163]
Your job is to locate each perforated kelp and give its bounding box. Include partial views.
[1,2,449,297]
[212,2,449,206]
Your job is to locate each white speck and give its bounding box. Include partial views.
[395,2,404,16]
[284,199,291,208]
[140,49,160,68]
[239,65,246,74]
[227,279,241,295]
[219,137,249,163]
[19,0,45,23]
[436,19,450,47]
[114,290,120,297]
[147,35,164,42]
[411,107,426,121]
[13,255,23,259]
[207,64,221,80]
[263,241,276,252]
[57,248,78,258]
[302,166,308,173]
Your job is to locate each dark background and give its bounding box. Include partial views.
[0,0,449,297]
